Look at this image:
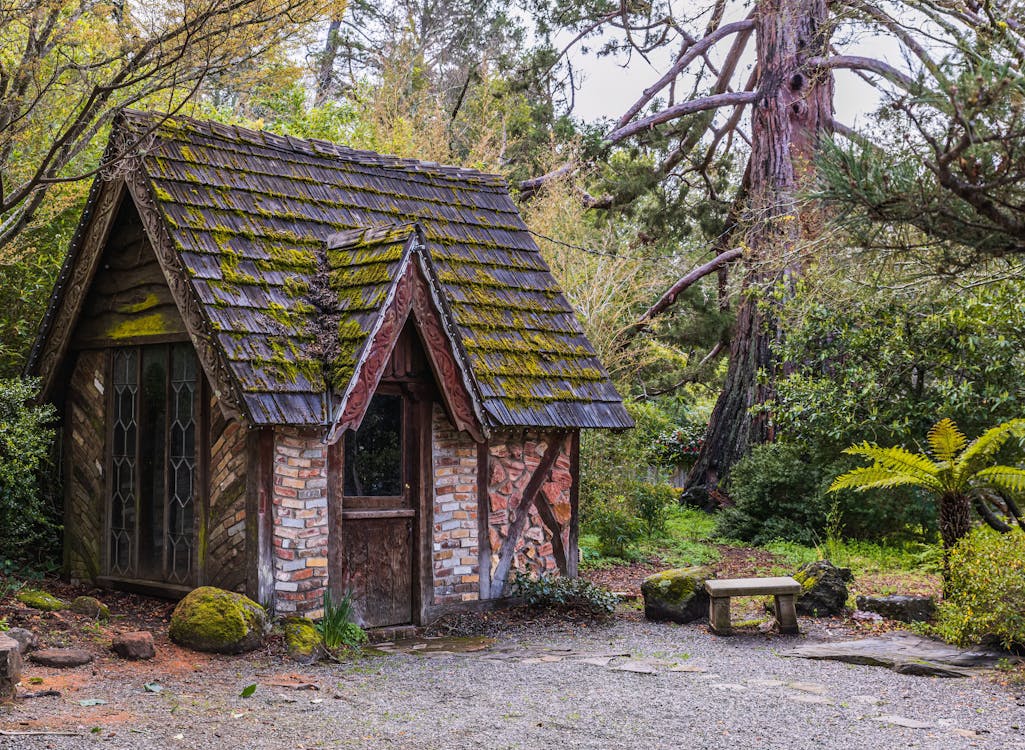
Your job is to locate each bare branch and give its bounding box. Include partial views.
[808,54,918,91]
[607,91,760,145]
[617,17,755,128]
[632,246,743,334]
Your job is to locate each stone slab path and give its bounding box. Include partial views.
[782,630,1016,677]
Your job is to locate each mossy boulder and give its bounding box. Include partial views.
[282,617,324,663]
[16,589,66,612]
[794,560,852,617]
[169,587,266,654]
[641,566,713,624]
[70,596,110,620]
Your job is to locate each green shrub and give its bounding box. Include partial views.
[316,590,368,651]
[631,481,677,538]
[934,527,1025,649]
[510,572,618,618]
[716,442,935,546]
[579,400,674,525]
[0,379,58,563]
[586,496,643,559]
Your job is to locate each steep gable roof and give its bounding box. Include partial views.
[29,111,632,432]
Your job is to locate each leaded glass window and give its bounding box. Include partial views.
[107,344,198,583]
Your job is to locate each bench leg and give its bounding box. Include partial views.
[709,596,731,635]
[775,594,799,634]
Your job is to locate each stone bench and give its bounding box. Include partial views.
[0,633,21,701]
[704,577,802,635]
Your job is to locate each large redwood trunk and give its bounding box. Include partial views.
[686,0,833,504]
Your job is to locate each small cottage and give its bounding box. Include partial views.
[27,111,631,627]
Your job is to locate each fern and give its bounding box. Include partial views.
[927,418,966,463]
[830,418,1025,555]
[841,443,942,490]
[829,465,930,493]
[973,466,1025,495]
[956,418,1025,481]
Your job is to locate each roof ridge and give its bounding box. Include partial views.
[121,109,508,187]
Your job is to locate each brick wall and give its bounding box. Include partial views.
[203,401,247,591]
[487,432,573,591]
[271,429,329,616]
[65,350,107,582]
[430,406,480,605]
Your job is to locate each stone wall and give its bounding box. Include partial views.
[271,429,329,616]
[203,401,247,592]
[64,350,107,582]
[487,432,573,593]
[430,406,480,605]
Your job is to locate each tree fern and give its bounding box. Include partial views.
[830,418,1025,567]
[927,418,966,463]
[955,418,1025,482]
[840,443,943,490]
[828,465,932,493]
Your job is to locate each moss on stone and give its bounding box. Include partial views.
[168,587,266,654]
[69,596,110,620]
[282,616,323,661]
[17,589,66,612]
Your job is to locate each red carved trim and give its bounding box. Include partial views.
[409,264,484,443]
[334,264,415,433]
[331,253,485,442]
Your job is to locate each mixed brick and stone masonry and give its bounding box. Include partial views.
[63,351,576,619]
[264,408,576,616]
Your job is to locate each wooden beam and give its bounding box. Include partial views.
[476,441,492,597]
[489,433,567,598]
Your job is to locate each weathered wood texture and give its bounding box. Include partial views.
[73,198,186,346]
[339,516,414,627]
[64,350,107,581]
[486,431,574,598]
[203,395,248,592]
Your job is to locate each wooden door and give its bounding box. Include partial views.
[337,388,416,627]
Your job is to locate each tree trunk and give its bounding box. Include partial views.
[685,0,833,505]
[939,492,972,595]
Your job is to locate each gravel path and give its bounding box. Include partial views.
[2,619,1022,750]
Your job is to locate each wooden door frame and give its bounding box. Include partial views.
[328,382,433,626]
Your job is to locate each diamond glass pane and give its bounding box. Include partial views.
[167,345,197,583]
[109,350,138,577]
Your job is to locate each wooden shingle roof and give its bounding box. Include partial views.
[31,111,632,431]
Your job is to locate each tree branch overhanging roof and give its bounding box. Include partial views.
[28,110,633,431]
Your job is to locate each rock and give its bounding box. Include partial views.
[781,630,1011,677]
[112,631,155,660]
[283,617,323,663]
[29,648,93,668]
[641,566,713,624]
[16,589,66,612]
[5,627,38,655]
[169,586,266,654]
[855,595,935,623]
[792,560,852,616]
[0,634,21,701]
[69,595,110,620]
